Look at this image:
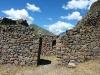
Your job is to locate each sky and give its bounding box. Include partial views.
[0,0,98,35]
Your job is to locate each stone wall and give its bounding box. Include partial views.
[0,18,28,26]
[0,23,100,67]
[56,26,100,65]
[0,25,39,66]
[41,35,57,55]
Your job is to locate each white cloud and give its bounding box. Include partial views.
[26,3,41,12]
[44,21,74,35]
[62,0,89,10]
[2,8,34,24]
[60,11,82,20]
[47,18,52,21]
[62,0,97,10]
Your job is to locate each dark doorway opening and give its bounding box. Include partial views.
[52,40,56,46]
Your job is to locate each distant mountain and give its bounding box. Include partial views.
[29,24,55,36]
[59,32,66,35]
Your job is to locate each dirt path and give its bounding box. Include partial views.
[27,64,71,75]
[24,55,71,75]
[0,55,71,75]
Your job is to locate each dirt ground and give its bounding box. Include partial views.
[0,55,100,75]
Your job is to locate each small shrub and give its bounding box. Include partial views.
[84,55,88,61]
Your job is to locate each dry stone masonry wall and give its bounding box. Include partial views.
[56,5,100,66]
[0,25,39,66]
[41,35,57,55]
[56,25,100,65]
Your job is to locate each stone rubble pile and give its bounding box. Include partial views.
[0,17,28,26]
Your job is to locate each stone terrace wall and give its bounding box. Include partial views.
[0,25,39,66]
[41,35,57,55]
[57,26,100,65]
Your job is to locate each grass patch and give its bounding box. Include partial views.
[0,55,100,75]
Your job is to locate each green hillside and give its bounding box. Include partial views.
[29,24,55,36]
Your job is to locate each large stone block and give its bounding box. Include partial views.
[68,62,76,68]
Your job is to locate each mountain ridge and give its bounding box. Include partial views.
[29,24,55,36]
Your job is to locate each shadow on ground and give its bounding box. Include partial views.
[39,59,51,65]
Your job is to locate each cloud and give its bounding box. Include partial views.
[44,21,74,35]
[60,11,82,20]
[62,0,89,10]
[26,3,41,12]
[2,8,34,24]
[62,0,97,10]
[47,18,52,21]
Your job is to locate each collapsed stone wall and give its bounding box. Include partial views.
[41,35,57,55]
[0,17,28,26]
[57,26,100,65]
[0,25,39,66]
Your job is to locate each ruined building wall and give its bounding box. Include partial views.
[41,35,57,55]
[56,10,100,66]
[56,26,100,65]
[0,25,39,66]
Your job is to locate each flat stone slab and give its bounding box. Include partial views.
[68,62,76,68]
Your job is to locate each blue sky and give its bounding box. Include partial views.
[0,0,97,35]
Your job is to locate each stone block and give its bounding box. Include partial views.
[63,56,69,60]
[14,60,19,65]
[56,58,63,61]
[68,62,76,68]
[57,61,62,65]
[77,59,84,63]
[3,45,9,49]
[69,60,75,63]
[73,40,78,45]
[31,61,37,65]
[70,56,77,60]
[91,50,99,53]
[29,45,34,49]
[24,57,30,62]
[34,57,37,61]
[20,60,25,66]
[87,56,91,60]
[0,59,3,64]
